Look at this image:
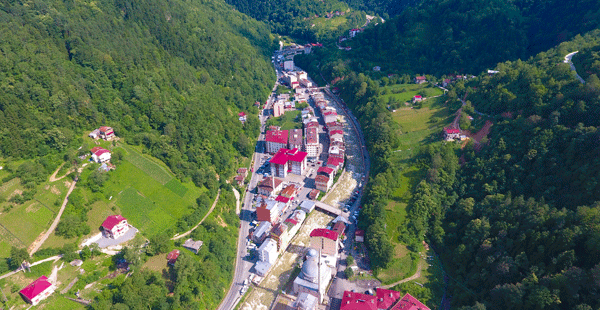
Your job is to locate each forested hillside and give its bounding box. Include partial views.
[302,0,600,79]
[325,31,600,309]
[0,0,275,188]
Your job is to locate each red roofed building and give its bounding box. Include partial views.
[413,95,423,102]
[270,148,307,178]
[317,166,334,177]
[332,221,346,238]
[99,126,116,140]
[415,76,427,84]
[355,229,365,242]
[389,293,430,310]
[330,129,344,141]
[315,175,332,192]
[376,288,402,309]
[90,147,111,163]
[19,276,56,306]
[101,215,129,239]
[326,121,343,132]
[443,127,461,141]
[257,176,283,196]
[266,129,289,154]
[340,291,377,310]
[323,111,338,123]
[327,156,344,171]
[309,228,339,257]
[289,129,303,150]
[238,112,247,122]
[167,249,180,266]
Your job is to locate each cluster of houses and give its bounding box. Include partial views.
[88,126,116,141]
[87,126,116,168]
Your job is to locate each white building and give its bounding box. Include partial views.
[19,276,56,306]
[90,146,111,163]
[258,238,278,265]
[304,127,320,159]
[266,129,289,154]
[101,215,129,239]
[293,249,332,303]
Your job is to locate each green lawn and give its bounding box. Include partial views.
[121,145,174,185]
[0,200,54,248]
[376,247,417,285]
[382,83,444,104]
[266,110,302,130]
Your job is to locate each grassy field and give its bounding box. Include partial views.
[382,83,444,104]
[121,145,173,185]
[266,110,301,130]
[376,247,417,285]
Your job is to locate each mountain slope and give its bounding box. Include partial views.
[0,0,274,187]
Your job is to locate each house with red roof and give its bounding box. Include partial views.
[413,95,423,103]
[90,146,111,163]
[340,291,377,310]
[323,110,338,123]
[270,148,308,178]
[414,76,427,84]
[289,129,303,150]
[257,176,283,196]
[349,28,361,38]
[266,129,289,154]
[443,127,461,141]
[19,276,56,306]
[332,221,346,238]
[315,175,333,192]
[341,289,430,310]
[317,166,334,177]
[167,249,180,266]
[309,228,339,261]
[99,126,116,140]
[238,112,247,123]
[330,129,344,142]
[355,229,365,242]
[101,215,129,239]
[327,156,344,171]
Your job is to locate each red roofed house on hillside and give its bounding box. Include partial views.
[340,291,377,310]
[309,228,339,258]
[90,147,111,163]
[167,249,180,266]
[413,95,423,103]
[443,127,461,141]
[414,76,427,84]
[99,126,116,140]
[266,129,289,154]
[270,148,308,178]
[19,276,56,306]
[101,215,129,239]
[238,112,247,123]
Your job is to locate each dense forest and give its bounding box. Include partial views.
[224,0,367,41]
[298,0,600,80]
[0,0,274,190]
[313,29,600,309]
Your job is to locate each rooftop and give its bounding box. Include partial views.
[310,228,338,241]
[19,276,53,301]
[266,129,289,145]
[270,148,308,165]
[305,127,319,144]
[101,215,126,230]
[340,291,377,310]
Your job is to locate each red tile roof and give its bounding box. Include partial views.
[270,148,307,165]
[332,221,345,236]
[315,175,330,184]
[266,129,289,145]
[238,112,247,117]
[305,127,318,144]
[167,249,180,265]
[310,228,338,241]
[101,215,126,230]
[376,288,402,310]
[327,157,344,167]
[443,127,460,134]
[340,291,377,310]
[330,129,344,136]
[99,126,113,132]
[317,166,334,176]
[415,76,426,80]
[276,195,291,203]
[308,189,320,199]
[305,121,319,128]
[19,276,53,301]
[91,147,110,156]
[258,177,283,191]
[391,293,430,310]
[355,229,365,237]
[324,111,337,116]
[285,218,298,226]
[414,95,422,99]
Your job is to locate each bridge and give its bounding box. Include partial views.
[314,201,350,218]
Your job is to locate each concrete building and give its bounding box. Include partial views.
[304,127,320,159]
[90,147,111,163]
[266,129,289,154]
[19,276,56,306]
[315,175,332,192]
[443,127,461,141]
[182,239,203,254]
[323,111,338,124]
[273,99,285,117]
[256,199,284,223]
[270,148,308,178]
[289,129,303,150]
[253,221,273,244]
[293,249,332,303]
[309,228,339,266]
[284,60,295,71]
[294,292,318,310]
[257,238,278,265]
[300,200,316,213]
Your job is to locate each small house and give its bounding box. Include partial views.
[300,200,316,213]
[91,147,111,163]
[183,239,203,254]
[355,229,365,242]
[88,129,100,139]
[238,112,247,123]
[19,276,56,306]
[101,215,129,239]
[167,249,180,266]
[99,126,116,140]
[443,127,461,141]
[415,76,427,84]
[413,95,423,102]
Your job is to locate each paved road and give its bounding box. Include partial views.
[172,189,221,240]
[564,51,586,84]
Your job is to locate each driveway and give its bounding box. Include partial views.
[95,226,138,248]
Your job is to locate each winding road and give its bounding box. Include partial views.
[564,51,586,84]
[171,189,221,240]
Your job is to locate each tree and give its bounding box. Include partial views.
[346,255,354,266]
[9,247,28,269]
[344,267,354,278]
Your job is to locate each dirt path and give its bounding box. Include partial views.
[381,261,424,289]
[171,189,221,240]
[28,167,82,256]
[232,187,241,215]
[48,163,75,182]
[564,51,586,84]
